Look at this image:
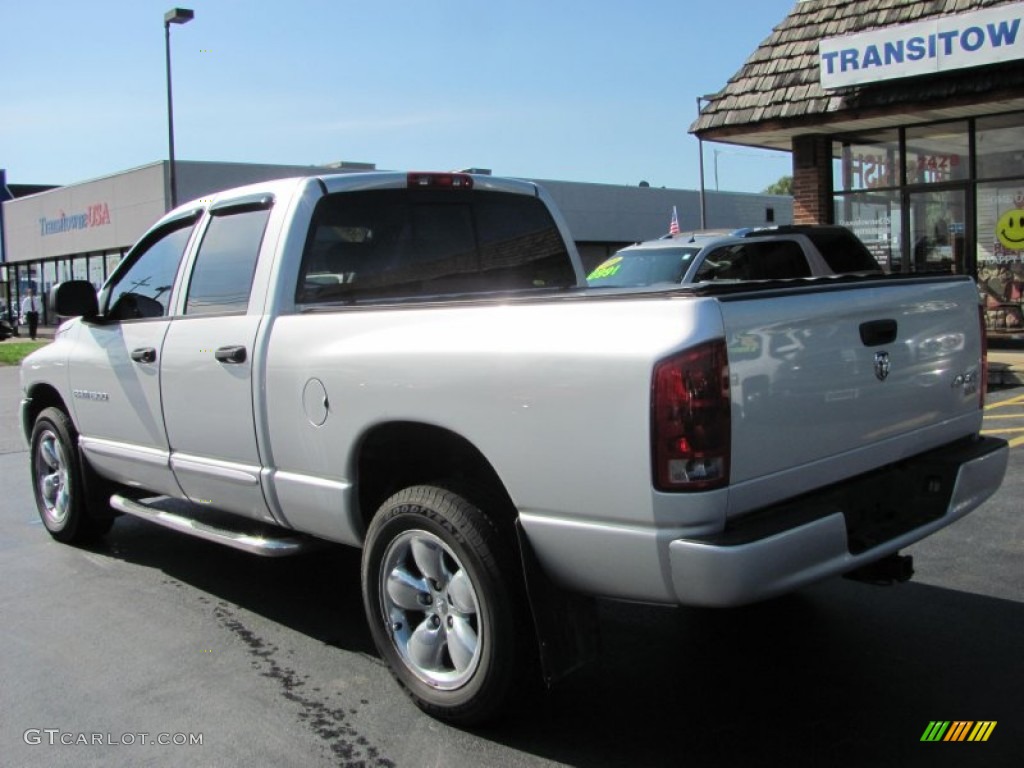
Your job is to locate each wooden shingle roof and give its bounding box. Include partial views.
[691,0,1024,148]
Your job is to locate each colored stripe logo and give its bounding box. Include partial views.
[921,721,997,742]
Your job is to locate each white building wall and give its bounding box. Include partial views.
[3,163,165,263]
[538,178,792,243]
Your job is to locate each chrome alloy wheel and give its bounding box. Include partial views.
[35,428,70,527]
[379,529,483,690]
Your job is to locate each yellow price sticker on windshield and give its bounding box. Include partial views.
[588,256,623,280]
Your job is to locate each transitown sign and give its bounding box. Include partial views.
[39,203,111,236]
[819,3,1024,89]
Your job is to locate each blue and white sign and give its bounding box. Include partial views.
[820,3,1024,89]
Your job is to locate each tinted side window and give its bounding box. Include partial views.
[746,241,812,279]
[695,242,810,281]
[107,219,196,320]
[297,189,575,303]
[185,208,270,315]
[695,246,746,281]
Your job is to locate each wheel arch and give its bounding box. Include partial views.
[22,383,71,444]
[355,420,517,536]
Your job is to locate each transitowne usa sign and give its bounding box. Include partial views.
[819,2,1024,89]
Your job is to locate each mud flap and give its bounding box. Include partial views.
[515,520,600,686]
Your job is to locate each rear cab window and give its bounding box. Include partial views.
[296,188,575,304]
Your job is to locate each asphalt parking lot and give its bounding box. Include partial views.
[1,363,1022,767]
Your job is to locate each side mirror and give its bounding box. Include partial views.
[52,281,99,319]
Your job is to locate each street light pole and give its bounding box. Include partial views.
[164,7,194,210]
[696,97,706,229]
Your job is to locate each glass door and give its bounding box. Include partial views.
[907,188,967,274]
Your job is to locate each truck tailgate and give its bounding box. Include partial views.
[718,276,985,518]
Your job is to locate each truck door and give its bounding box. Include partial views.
[72,212,200,497]
[159,196,274,522]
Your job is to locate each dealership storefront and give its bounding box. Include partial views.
[693,0,1024,334]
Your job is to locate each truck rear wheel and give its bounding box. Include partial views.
[361,485,528,725]
[30,407,114,543]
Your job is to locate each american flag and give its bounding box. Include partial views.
[669,206,680,235]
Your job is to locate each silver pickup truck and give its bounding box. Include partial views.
[21,171,1008,724]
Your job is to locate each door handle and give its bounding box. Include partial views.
[214,345,247,364]
[130,347,157,364]
[859,319,898,347]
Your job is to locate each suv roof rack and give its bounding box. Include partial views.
[735,224,848,238]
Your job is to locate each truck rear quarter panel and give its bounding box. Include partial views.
[261,296,726,546]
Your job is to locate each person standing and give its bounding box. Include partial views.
[20,288,40,341]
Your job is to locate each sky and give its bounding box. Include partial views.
[2,0,798,194]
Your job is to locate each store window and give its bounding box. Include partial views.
[834,190,901,271]
[833,130,899,192]
[0,266,9,324]
[976,112,1024,181]
[832,118,1020,281]
[977,181,1024,332]
[42,262,58,319]
[22,263,39,294]
[42,261,57,290]
[53,259,71,284]
[105,251,123,282]
[88,253,105,290]
[905,122,968,186]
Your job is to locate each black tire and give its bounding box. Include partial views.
[361,484,530,725]
[30,407,115,544]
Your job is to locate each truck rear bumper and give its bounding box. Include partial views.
[668,436,1008,607]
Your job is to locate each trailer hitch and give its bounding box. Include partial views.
[844,553,914,586]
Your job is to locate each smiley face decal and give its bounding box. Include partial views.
[997,209,1024,250]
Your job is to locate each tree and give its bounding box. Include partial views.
[763,175,793,195]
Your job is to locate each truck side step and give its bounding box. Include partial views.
[110,494,319,557]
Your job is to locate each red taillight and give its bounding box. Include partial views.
[651,340,731,491]
[979,303,988,409]
[407,172,474,189]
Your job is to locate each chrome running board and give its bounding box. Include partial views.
[110,494,318,557]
